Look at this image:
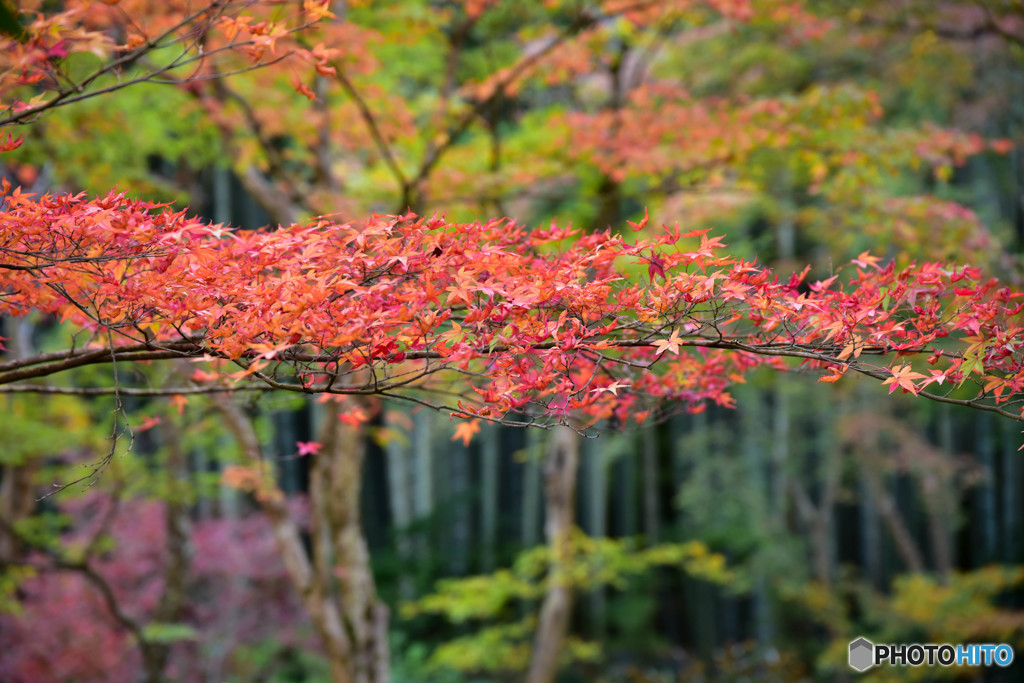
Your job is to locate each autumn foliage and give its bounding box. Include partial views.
[0,493,312,681]
[0,185,1021,428]
[0,1,1017,431]
[2,1,1024,681]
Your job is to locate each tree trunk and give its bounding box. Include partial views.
[737,386,774,644]
[0,319,38,565]
[311,406,390,683]
[413,409,434,555]
[140,416,194,683]
[526,426,580,683]
[862,467,926,573]
[975,413,996,563]
[0,455,35,563]
[216,399,359,683]
[1002,418,1020,564]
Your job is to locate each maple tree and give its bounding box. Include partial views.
[1,1,1023,682]
[1,136,1021,683]
[7,189,1023,683]
[0,0,337,126]
[1,191,1021,421]
[0,490,320,682]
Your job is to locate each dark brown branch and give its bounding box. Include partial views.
[0,349,196,385]
[409,11,597,196]
[0,517,147,644]
[0,384,266,396]
[1,0,231,127]
[328,65,408,192]
[1,329,1020,421]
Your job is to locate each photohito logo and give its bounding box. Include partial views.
[849,637,1014,672]
[849,638,874,672]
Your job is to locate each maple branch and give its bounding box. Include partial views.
[6,339,1021,423]
[0,339,190,373]
[402,0,692,210]
[899,387,1024,423]
[0,351,182,384]
[3,334,1014,418]
[327,63,409,193]
[0,516,152,651]
[374,389,545,429]
[207,79,310,223]
[1,0,331,128]
[0,384,265,396]
[0,249,165,270]
[0,0,232,127]
[143,53,292,86]
[0,341,203,384]
[408,13,594,199]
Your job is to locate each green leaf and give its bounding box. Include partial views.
[141,622,198,643]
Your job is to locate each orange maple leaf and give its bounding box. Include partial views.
[452,419,481,446]
[590,380,630,396]
[338,407,369,426]
[882,365,927,395]
[293,78,316,101]
[852,251,882,270]
[653,329,683,356]
[191,368,220,382]
[818,365,846,384]
[303,0,337,21]
[168,394,188,415]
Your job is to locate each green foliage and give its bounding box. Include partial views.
[427,617,600,675]
[8,82,221,203]
[390,630,477,683]
[0,564,35,615]
[224,639,332,682]
[0,394,95,466]
[674,414,779,563]
[657,26,812,97]
[406,530,737,621]
[604,580,663,654]
[403,529,739,675]
[11,512,71,555]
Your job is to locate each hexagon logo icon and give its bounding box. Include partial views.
[849,637,875,672]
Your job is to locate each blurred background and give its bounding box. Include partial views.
[1,0,1024,681]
